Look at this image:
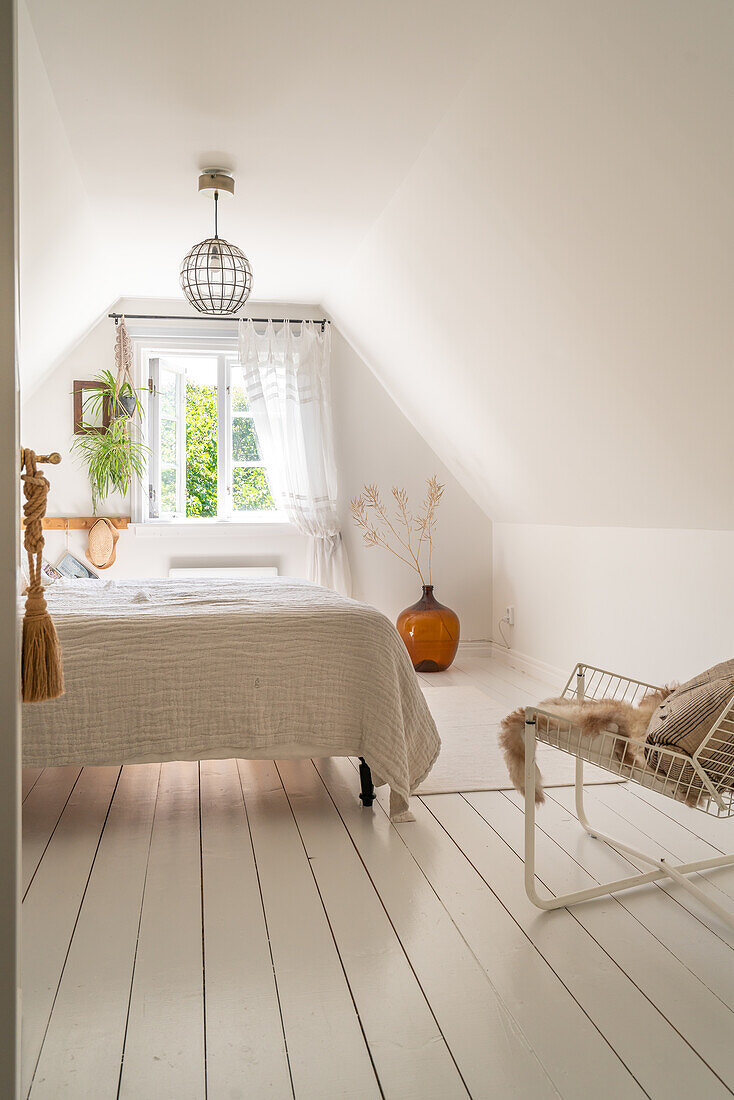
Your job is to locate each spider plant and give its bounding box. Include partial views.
[80,368,145,422]
[72,370,148,512]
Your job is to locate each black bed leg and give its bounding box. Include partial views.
[358,757,375,807]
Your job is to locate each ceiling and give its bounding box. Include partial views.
[20,0,734,532]
[23,0,493,303]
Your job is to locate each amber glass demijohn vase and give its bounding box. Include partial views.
[397,585,460,672]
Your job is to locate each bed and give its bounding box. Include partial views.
[22,577,441,819]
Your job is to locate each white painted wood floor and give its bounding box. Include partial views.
[21,654,734,1099]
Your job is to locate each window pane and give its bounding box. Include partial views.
[159,369,177,418]
[186,377,218,518]
[230,366,249,413]
[232,466,275,511]
[232,416,260,462]
[161,418,177,464]
[161,467,177,512]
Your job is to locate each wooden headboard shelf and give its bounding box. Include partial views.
[20,516,131,531]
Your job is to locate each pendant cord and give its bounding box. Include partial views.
[214,190,219,239]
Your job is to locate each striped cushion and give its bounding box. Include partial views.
[645,660,734,801]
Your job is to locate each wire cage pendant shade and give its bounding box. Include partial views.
[180,180,253,315]
[180,236,253,315]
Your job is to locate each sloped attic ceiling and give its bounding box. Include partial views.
[19,0,496,391]
[324,0,734,530]
[17,0,117,396]
[20,0,734,533]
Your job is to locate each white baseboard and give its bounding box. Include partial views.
[457,640,493,656]
[487,642,566,688]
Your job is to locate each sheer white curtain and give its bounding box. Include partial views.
[238,319,351,595]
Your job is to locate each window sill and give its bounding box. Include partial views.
[131,517,297,538]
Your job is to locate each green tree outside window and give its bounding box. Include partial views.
[185,381,275,516]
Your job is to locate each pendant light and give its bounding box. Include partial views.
[180,170,253,315]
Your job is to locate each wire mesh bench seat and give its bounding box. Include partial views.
[524,662,734,930]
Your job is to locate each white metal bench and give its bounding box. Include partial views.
[524,662,734,929]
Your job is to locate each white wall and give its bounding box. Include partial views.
[333,329,491,633]
[325,0,734,679]
[326,0,734,531]
[493,523,734,686]
[21,300,492,638]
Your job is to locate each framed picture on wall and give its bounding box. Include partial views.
[55,552,99,580]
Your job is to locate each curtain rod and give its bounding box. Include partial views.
[109,312,329,332]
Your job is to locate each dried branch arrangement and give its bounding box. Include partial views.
[350,476,445,584]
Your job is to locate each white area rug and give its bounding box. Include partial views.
[416,683,624,795]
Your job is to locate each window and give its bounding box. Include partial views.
[144,347,278,522]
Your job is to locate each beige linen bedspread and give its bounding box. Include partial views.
[22,577,440,817]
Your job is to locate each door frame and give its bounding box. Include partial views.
[0,0,21,1094]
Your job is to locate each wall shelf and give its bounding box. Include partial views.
[21,516,130,531]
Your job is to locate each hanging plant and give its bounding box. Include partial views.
[72,369,148,512]
[78,368,144,423]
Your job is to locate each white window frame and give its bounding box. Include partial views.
[128,329,289,529]
[224,354,279,522]
[148,355,188,518]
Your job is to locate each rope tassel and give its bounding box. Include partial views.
[21,448,64,702]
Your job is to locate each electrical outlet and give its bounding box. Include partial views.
[505,605,515,626]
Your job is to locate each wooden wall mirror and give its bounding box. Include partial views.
[73,380,111,435]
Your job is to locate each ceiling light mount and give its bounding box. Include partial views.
[197,169,235,197]
[180,169,252,315]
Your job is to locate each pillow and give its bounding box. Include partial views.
[645,659,734,804]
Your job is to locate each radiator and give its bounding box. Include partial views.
[168,566,278,578]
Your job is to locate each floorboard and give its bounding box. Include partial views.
[117,761,206,1100]
[22,766,82,896]
[627,782,734,852]
[22,767,44,801]
[238,758,380,1100]
[538,788,734,1005]
[550,784,734,944]
[277,757,468,1100]
[20,652,734,1099]
[592,783,734,904]
[452,654,537,706]
[387,791,643,1099]
[314,756,559,1100]
[21,766,120,1097]
[475,789,734,1094]
[457,652,557,704]
[29,764,160,1099]
[428,790,716,1097]
[200,758,293,1099]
